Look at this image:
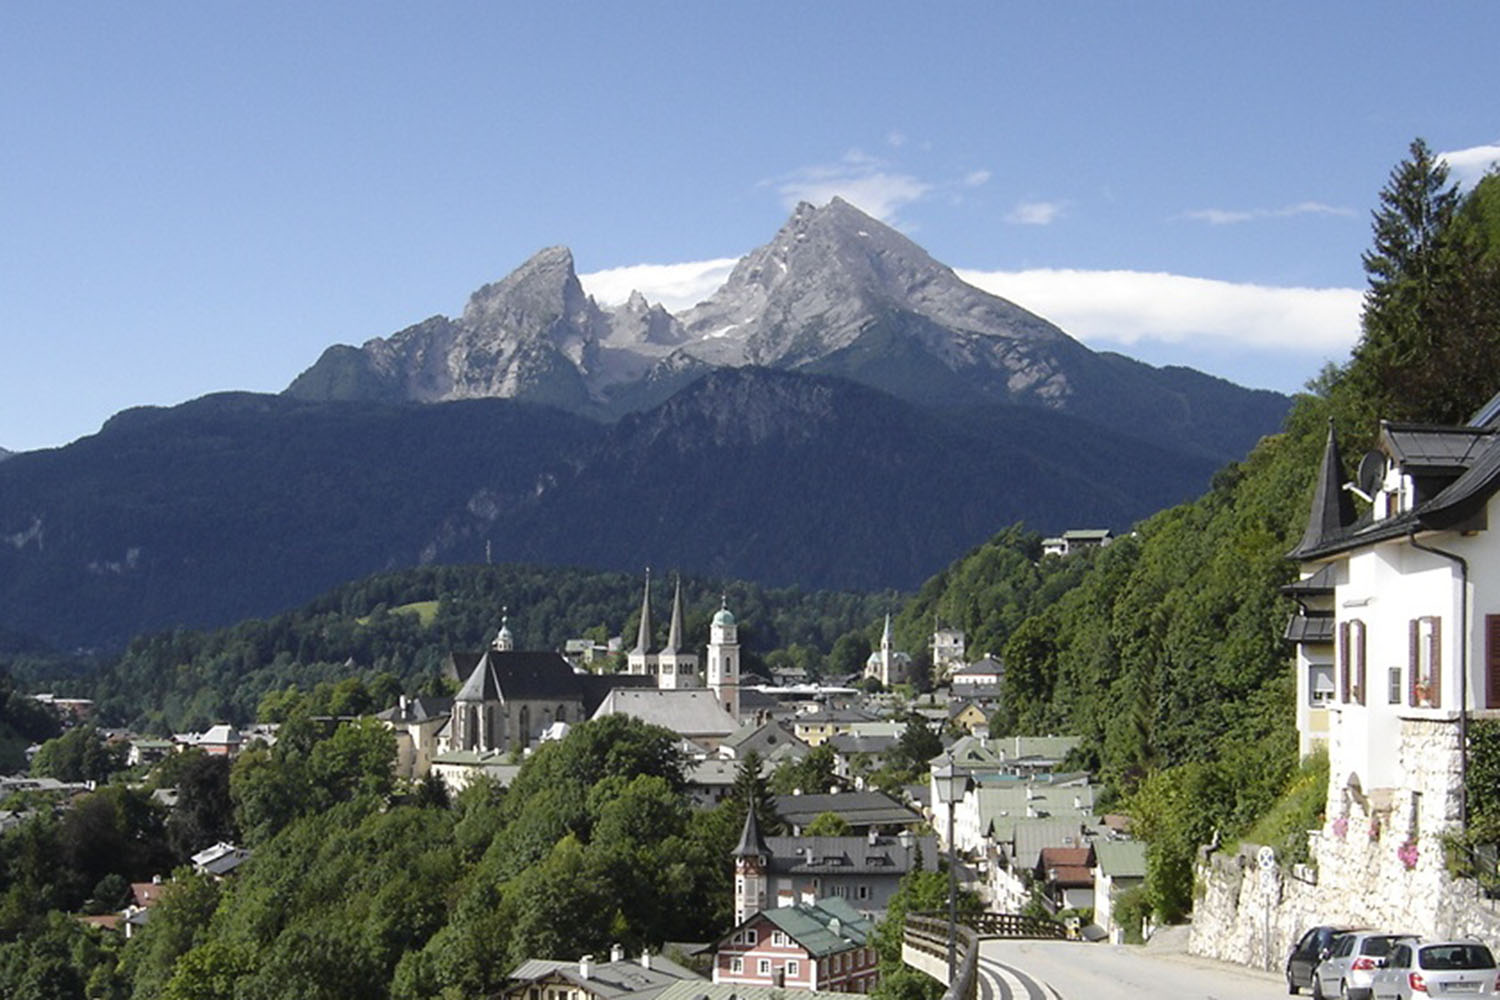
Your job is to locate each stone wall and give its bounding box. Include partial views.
[1190,717,1500,967]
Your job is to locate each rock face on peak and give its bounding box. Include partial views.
[286,198,1288,464]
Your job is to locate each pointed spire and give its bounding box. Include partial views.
[882,613,893,650]
[634,569,654,655]
[733,802,769,859]
[1294,419,1358,557]
[662,576,685,654]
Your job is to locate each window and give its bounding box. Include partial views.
[857,884,870,900]
[772,931,788,947]
[787,961,800,978]
[745,929,757,945]
[1410,616,1442,707]
[730,958,743,974]
[732,931,743,944]
[1310,664,1335,705]
[1389,667,1402,705]
[758,959,771,976]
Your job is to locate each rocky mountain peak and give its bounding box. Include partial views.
[462,245,588,329]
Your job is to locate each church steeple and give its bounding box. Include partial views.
[662,576,685,654]
[1292,420,1358,558]
[732,803,770,924]
[634,569,654,655]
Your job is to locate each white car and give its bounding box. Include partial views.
[1371,940,1499,1000]
[1315,931,1415,1000]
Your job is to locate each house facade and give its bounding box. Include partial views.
[1284,403,1500,933]
[712,897,879,993]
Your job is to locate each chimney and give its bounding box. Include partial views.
[399,693,408,714]
[580,955,593,980]
[779,888,795,906]
[897,829,914,850]
[866,827,878,847]
[611,943,624,963]
[801,887,817,906]
[640,950,651,971]
[829,917,842,937]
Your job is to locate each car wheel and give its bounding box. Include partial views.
[1339,981,1350,1000]
[1312,974,1324,1000]
[1289,979,1300,995]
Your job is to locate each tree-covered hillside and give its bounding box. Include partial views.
[901,144,1500,919]
[6,562,892,733]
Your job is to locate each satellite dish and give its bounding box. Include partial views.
[1358,451,1385,498]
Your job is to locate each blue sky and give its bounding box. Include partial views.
[2,2,1497,452]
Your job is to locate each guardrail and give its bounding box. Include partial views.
[902,911,1068,1000]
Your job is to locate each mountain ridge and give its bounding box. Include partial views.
[0,369,1220,650]
[286,198,1288,464]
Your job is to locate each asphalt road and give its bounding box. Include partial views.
[977,938,1285,1000]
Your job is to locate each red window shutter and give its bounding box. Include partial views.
[1487,616,1500,709]
[1339,621,1351,702]
[1409,619,1420,707]
[1429,616,1442,709]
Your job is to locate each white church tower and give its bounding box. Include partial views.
[657,577,700,689]
[707,596,741,719]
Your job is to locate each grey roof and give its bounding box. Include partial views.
[1280,563,1337,596]
[994,817,1093,871]
[1381,422,1494,474]
[375,695,453,723]
[954,657,1004,676]
[773,791,922,830]
[507,954,701,1000]
[1284,614,1335,644]
[592,689,738,738]
[764,833,934,877]
[826,732,898,756]
[1093,839,1148,879]
[721,720,807,757]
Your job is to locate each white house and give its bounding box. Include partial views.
[1288,399,1500,917]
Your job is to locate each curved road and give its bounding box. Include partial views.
[976,938,1283,1000]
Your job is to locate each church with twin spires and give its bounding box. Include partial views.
[625,570,741,719]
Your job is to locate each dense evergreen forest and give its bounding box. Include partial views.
[1,564,895,738]
[0,142,1495,998]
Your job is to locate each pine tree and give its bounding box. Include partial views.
[1352,138,1500,424]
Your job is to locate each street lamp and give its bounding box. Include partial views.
[932,752,970,983]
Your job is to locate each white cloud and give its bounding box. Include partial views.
[955,267,1362,354]
[886,130,907,148]
[964,169,992,187]
[773,162,932,223]
[578,258,739,313]
[1182,202,1354,225]
[1439,142,1500,188]
[1004,200,1065,226]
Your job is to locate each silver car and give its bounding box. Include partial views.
[1371,940,1499,1000]
[1314,931,1414,1000]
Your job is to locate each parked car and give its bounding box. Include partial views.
[1371,940,1500,1000]
[1291,926,1356,994]
[1313,931,1415,1000]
